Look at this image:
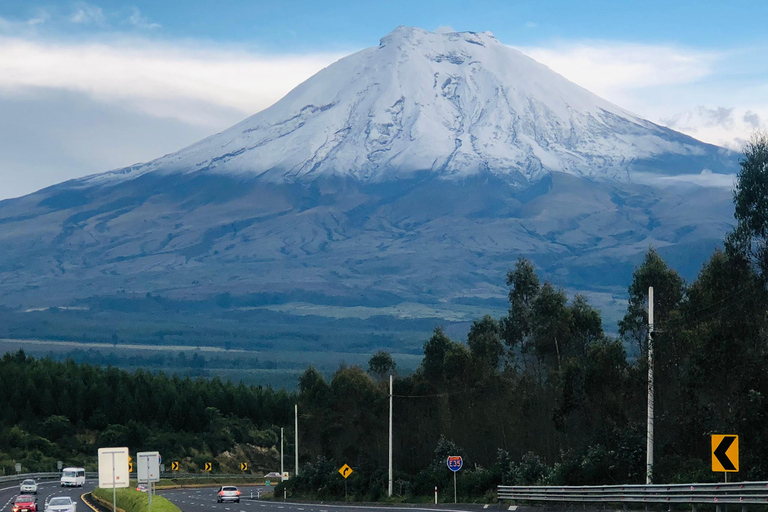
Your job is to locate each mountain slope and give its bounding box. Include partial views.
[83,26,732,187]
[0,27,738,327]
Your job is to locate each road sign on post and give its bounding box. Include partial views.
[240,462,248,471]
[338,464,353,478]
[98,447,130,512]
[15,463,21,473]
[137,452,161,483]
[57,461,63,470]
[204,462,212,472]
[171,461,179,471]
[712,435,739,472]
[447,456,462,504]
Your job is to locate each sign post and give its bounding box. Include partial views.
[447,456,462,504]
[98,447,130,512]
[338,464,353,500]
[137,452,160,511]
[712,435,739,481]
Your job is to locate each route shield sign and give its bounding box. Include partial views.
[447,455,463,472]
[338,464,353,479]
[712,435,739,472]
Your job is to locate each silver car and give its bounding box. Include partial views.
[45,497,76,512]
[217,486,240,503]
[20,480,38,494]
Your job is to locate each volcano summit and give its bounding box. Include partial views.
[0,27,737,322]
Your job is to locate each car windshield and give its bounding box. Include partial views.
[62,471,76,478]
[15,496,33,503]
[22,480,35,485]
[222,487,237,491]
[49,498,70,506]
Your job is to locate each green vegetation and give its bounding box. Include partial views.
[3,134,768,500]
[92,487,180,512]
[0,354,293,474]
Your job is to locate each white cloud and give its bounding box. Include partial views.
[0,36,345,127]
[69,2,106,25]
[127,7,160,30]
[633,170,737,189]
[516,41,719,101]
[515,40,768,150]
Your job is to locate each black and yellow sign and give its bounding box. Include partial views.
[712,435,739,472]
[204,462,213,472]
[338,464,353,479]
[171,461,179,471]
[240,462,248,471]
[128,462,134,473]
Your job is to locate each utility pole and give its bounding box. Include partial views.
[295,404,299,476]
[646,286,654,484]
[280,427,284,481]
[388,374,393,497]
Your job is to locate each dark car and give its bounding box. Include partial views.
[13,495,38,512]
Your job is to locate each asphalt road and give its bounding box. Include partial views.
[158,487,483,512]
[0,479,96,512]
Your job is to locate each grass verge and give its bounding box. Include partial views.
[92,487,181,512]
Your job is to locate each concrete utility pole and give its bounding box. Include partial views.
[388,374,393,497]
[280,427,284,480]
[646,286,654,484]
[294,404,299,476]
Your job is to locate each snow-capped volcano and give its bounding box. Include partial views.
[0,26,738,329]
[87,26,729,186]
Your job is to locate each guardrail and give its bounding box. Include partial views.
[499,482,768,509]
[1,472,270,486]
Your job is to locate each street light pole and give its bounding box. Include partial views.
[388,374,393,497]
[646,286,654,484]
[295,404,299,476]
[280,427,284,481]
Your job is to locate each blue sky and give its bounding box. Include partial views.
[5,0,768,50]
[1,0,767,199]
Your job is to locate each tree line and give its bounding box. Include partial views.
[3,135,768,500]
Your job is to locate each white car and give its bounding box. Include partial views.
[216,486,241,503]
[45,497,76,512]
[20,480,38,494]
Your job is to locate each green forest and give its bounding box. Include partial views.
[3,136,768,501]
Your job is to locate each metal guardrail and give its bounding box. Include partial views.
[499,482,768,506]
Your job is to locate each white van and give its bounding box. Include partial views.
[60,468,85,487]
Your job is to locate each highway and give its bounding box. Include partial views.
[158,487,483,512]
[0,478,96,512]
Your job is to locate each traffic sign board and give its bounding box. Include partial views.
[137,451,161,483]
[129,462,133,473]
[204,462,212,472]
[171,461,179,471]
[338,464,353,479]
[447,456,463,472]
[240,462,248,471]
[98,447,130,489]
[712,435,739,472]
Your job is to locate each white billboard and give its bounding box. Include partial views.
[98,447,130,489]
[137,451,161,483]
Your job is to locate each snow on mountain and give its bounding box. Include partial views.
[84,26,729,187]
